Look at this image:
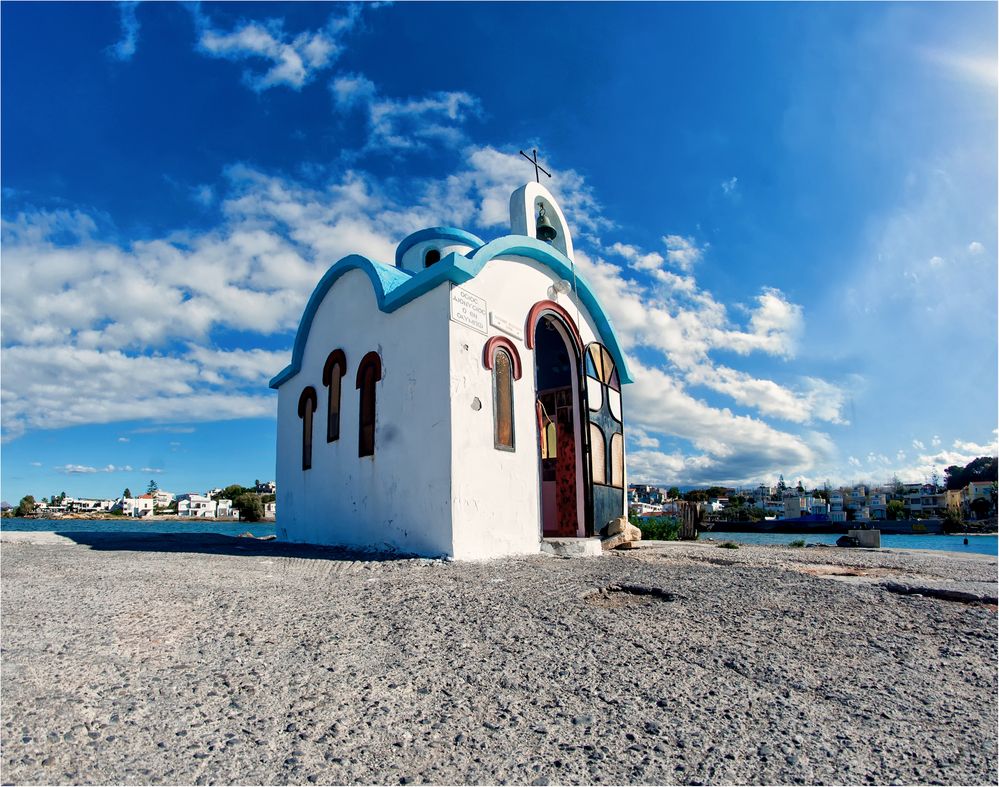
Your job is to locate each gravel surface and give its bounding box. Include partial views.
[2,532,996,785]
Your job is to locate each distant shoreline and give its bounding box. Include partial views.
[1,513,275,524]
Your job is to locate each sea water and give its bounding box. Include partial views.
[702,530,998,556]
[1,517,276,539]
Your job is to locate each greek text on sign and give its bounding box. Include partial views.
[489,311,523,340]
[449,285,488,334]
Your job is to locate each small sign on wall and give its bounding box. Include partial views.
[489,311,523,340]
[450,285,488,334]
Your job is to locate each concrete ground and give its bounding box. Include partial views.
[2,531,996,785]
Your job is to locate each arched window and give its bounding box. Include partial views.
[493,349,515,450]
[355,351,382,457]
[424,248,441,267]
[297,387,317,471]
[322,349,346,443]
[483,337,523,452]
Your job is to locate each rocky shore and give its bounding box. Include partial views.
[2,532,996,785]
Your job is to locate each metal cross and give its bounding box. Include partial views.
[519,148,552,183]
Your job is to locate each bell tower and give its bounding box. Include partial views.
[509,181,575,260]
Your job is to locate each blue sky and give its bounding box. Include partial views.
[2,2,996,502]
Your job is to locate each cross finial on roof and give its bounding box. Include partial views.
[519,148,552,183]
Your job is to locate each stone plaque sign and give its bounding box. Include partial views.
[450,285,488,334]
[489,311,523,340]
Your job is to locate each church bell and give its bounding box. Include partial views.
[536,202,558,243]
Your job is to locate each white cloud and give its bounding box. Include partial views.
[621,361,833,485]
[331,74,481,153]
[55,464,133,475]
[117,437,130,443]
[108,1,140,61]
[931,435,941,447]
[141,467,165,474]
[968,241,985,254]
[886,431,998,483]
[626,427,661,450]
[194,5,365,91]
[0,139,845,487]
[575,250,804,369]
[929,255,944,267]
[921,49,998,89]
[662,234,704,272]
[1,344,275,438]
[609,242,664,273]
[684,365,847,425]
[192,185,215,207]
[912,439,925,450]
[721,176,739,197]
[29,461,42,467]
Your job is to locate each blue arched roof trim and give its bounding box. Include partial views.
[468,237,632,384]
[270,236,632,389]
[394,227,485,267]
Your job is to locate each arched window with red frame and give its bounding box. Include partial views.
[355,351,383,457]
[484,336,522,451]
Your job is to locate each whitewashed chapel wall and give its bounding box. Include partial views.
[276,270,454,556]
[447,255,605,560]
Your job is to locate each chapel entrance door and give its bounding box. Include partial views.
[534,314,585,538]
[584,343,625,534]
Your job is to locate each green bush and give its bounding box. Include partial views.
[630,515,681,541]
[233,492,264,522]
[718,541,740,549]
[788,539,806,548]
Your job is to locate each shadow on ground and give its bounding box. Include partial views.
[46,531,423,562]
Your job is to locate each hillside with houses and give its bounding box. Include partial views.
[2,481,277,522]
[629,457,998,531]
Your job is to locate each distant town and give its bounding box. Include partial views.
[2,480,277,522]
[4,457,996,531]
[629,456,998,529]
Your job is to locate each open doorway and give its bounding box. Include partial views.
[534,314,585,537]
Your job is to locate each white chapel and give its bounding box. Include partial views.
[271,180,631,559]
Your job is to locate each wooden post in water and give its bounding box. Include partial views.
[679,501,701,540]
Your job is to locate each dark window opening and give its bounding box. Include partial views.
[424,248,441,267]
[322,350,346,443]
[298,387,317,470]
[493,348,515,450]
[356,351,382,457]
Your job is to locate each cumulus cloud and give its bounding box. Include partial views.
[194,4,366,91]
[108,1,140,61]
[968,241,985,254]
[331,74,481,153]
[620,361,833,485]
[55,464,133,475]
[887,430,998,483]
[684,365,847,425]
[663,234,704,271]
[1,137,845,486]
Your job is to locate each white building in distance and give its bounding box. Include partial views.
[271,182,632,559]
